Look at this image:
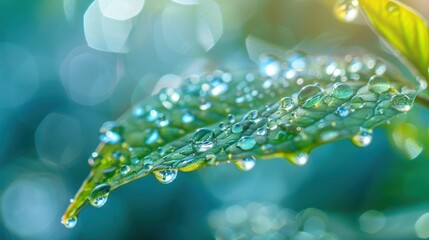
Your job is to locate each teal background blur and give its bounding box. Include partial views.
[1,0,429,239]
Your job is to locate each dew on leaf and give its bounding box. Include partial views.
[231,123,243,133]
[331,82,353,99]
[386,1,399,15]
[120,165,131,175]
[290,152,309,166]
[62,217,78,229]
[391,94,411,112]
[255,127,267,136]
[351,128,373,147]
[368,75,390,94]
[279,97,294,112]
[336,106,349,117]
[298,84,324,108]
[350,96,365,109]
[154,169,178,184]
[89,183,111,208]
[237,136,257,150]
[247,110,262,123]
[235,156,256,171]
[191,128,216,152]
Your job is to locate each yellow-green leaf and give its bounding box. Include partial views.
[358,0,429,83]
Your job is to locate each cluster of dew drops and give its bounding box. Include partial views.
[62,48,415,229]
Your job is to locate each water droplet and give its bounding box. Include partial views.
[182,111,195,124]
[200,102,212,111]
[368,75,390,94]
[219,122,227,131]
[89,184,111,208]
[352,128,373,147]
[386,1,399,14]
[291,152,309,166]
[154,169,178,184]
[336,106,350,117]
[237,136,257,150]
[331,82,353,99]
[120,165,131,175]
[350,96,365,109]
[62,217,78,229]
[227,114,236,123]
[334,0,359,22]
[191,128,216,152]
[259,54,281,77]
[256,127,267,136]
[279,97,294,112]
[235,156,256,171]
[146,109,160,122]
[298,84,324,108]
[267,118,278,130]
[99,131,121,144]
[206,154,217,165]
[247,110,262,123]
[231,123,243,133]
[391,94,411,112]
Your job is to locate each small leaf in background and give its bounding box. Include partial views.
[357,0,429,86]
[62,52,417,228]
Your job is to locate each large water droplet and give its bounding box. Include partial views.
[191,128,216,152]
[279,97,294,112]
[62,217,78,229]
[154,169,178,184]
[298,84,324,108]
[237,136,257,150]
[352,128,373,147]
[89,183,111,208]
[334,0,359,22]
[235,156,256,171]
[247,110,262,123]
[368,76,390,94]
[259,54,281,77]
[231,123,243,133]
[331,82,353,99]
[391,94,411,112]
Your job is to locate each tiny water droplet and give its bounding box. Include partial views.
[386,1,399,14]
[62,217,78,229]
[352,128,373,147]
[291,152,309,166]
[298,84,324,108]
[237,136,257,150]
[227,114,236,123]
[154,169,178,184]
[120,165,131,175]
[247,110,262,123]
[336,106,350,117]
[267,118,278,130]
[331,82,353,99]
[334,0,359,22]
[368,75,390,94]
[350,96,365,109]
[391,94,411,112]
[89,184,111,208]
[182,111,195,124]
[231,123,243,133]
[259,54,281,77]
[279,97,294,112]
[219,122,227,131]
[191,128,216,152]
[235,156,256,171]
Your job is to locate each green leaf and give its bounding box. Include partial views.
[61,52,417,228]
[358,0,429,84]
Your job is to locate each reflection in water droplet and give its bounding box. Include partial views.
[62,217,78,229]
[350,96,365,109]
[235,156,256,171]
[89,183,111,208]
[247,110,262,123]
[120,165,130,175]
[352,128,373,147]
[368,75,390,94]
[231,123,243,133]
[191,128,216,152]
[279,97,294,112]
[334,0,359,22]
[237,136,256,150]
[292,152,309,166]
[298,84,324,108]
[331,82,353,99]
[154,169,178,184]
[391,94,411,112]
[336,106,349,117]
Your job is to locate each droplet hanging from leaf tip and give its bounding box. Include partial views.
[334,0,360,22]
[89,183,111,208]
[154,169,178,184]
[62,216,78,229]
[351,128,373,147]
[235,156,256,171]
